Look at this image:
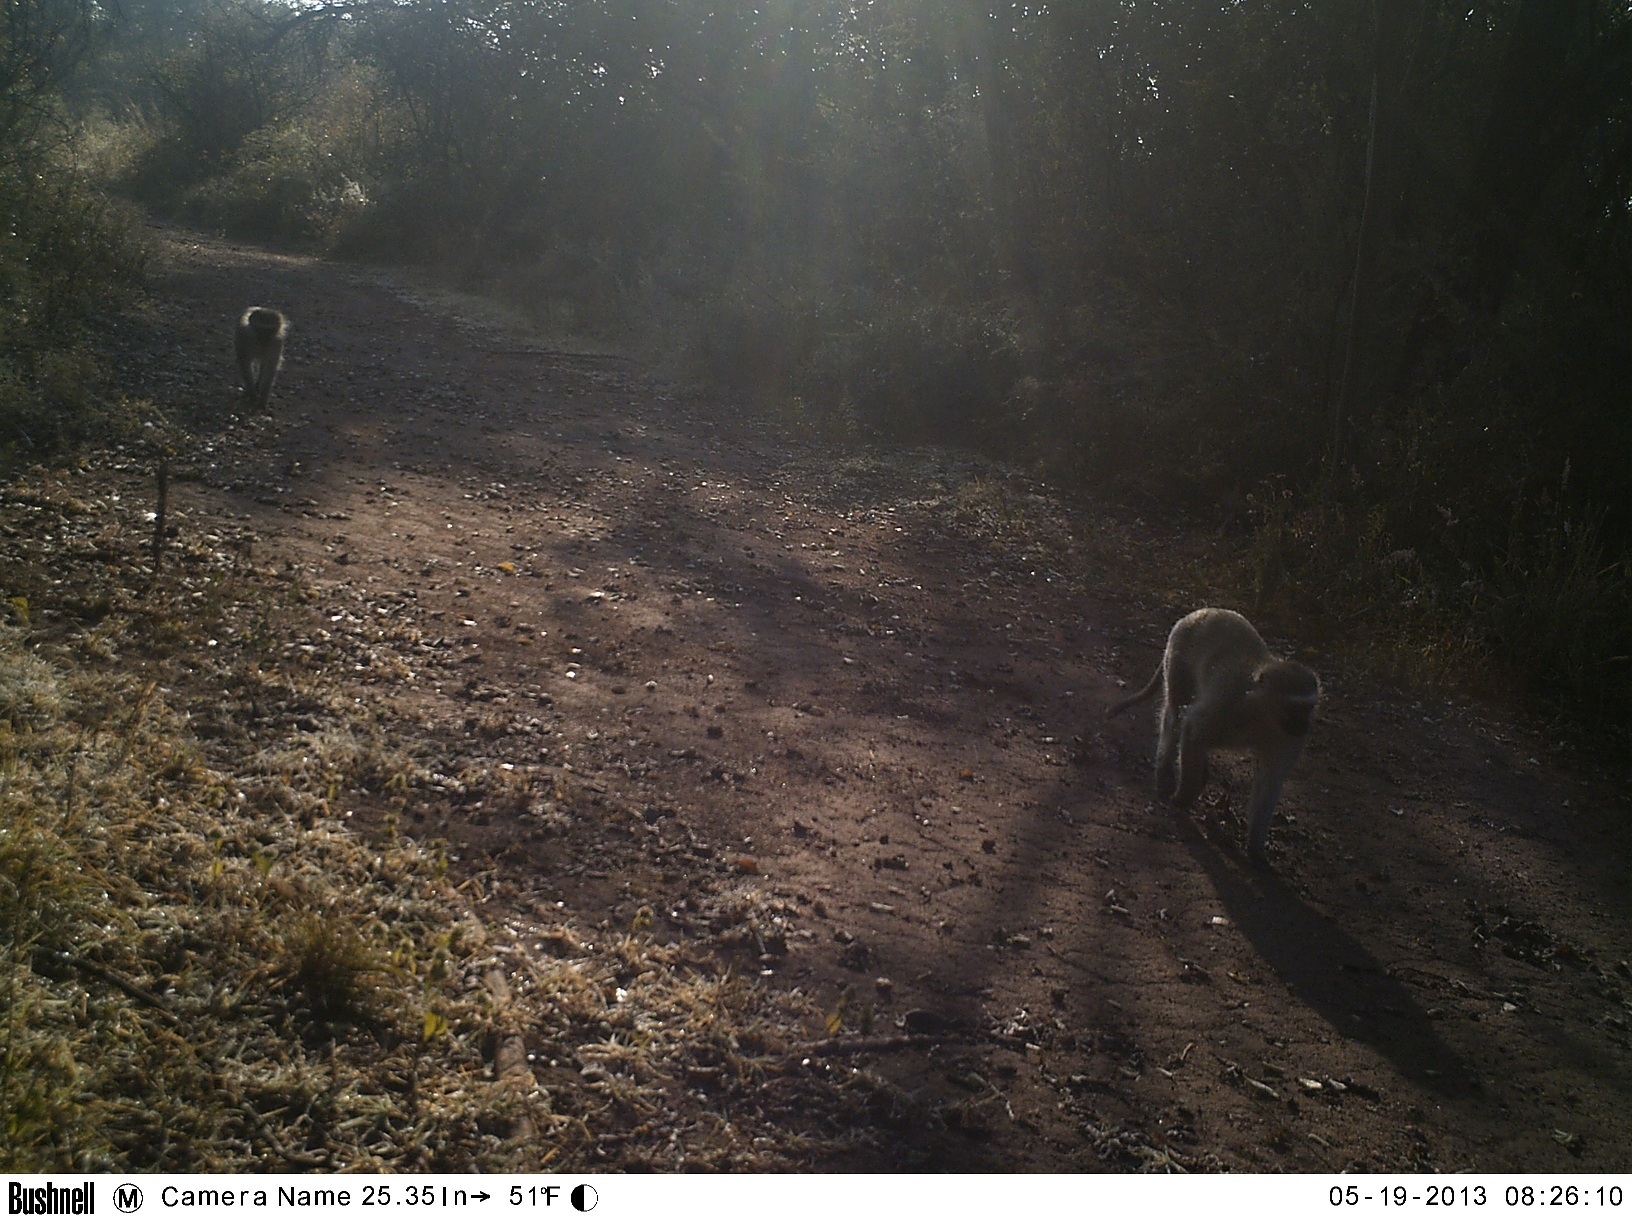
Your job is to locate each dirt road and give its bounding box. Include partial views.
[103,230,1632,1171]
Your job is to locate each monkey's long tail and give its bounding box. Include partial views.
[1106,665,1163,718]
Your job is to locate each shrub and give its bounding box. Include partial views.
[177,124,373,242]
[0,166,147,461]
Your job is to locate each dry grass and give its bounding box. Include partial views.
[0,470,929,1173]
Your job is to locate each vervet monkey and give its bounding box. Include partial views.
[1109,608,1320,865]
[235,307,288,407]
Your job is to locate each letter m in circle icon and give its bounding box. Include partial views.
[113,1184,144,1213]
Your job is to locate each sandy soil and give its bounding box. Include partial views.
[90,229,1632,1171]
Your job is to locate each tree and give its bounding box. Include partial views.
[0,0,98,162]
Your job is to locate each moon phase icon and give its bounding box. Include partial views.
[571,1184,598,1212]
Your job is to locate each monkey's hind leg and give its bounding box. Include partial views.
[1153,656,1197,801]
[254,357,279,407]
[1170,709,1214,808]
[1154,700,1180,800]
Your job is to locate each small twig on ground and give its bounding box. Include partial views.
[36,948,171,1013]
[151,455,169,576]
[798,1032,982,1058]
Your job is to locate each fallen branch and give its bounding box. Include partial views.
[34,948,171,1012]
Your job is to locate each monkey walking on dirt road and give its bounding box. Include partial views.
[1110,607,1321,865]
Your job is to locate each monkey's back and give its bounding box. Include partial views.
[1167,608,1269,686]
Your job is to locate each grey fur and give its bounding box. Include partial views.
[1109,608,1320,864]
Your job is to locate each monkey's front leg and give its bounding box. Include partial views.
[1244,741,1302,864]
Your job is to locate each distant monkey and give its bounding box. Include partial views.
[235,307,288,407]
[1109,608,1320,865]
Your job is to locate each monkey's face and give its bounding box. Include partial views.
[245,308,286,339]
[1279,699,1315,738]
[1254,661,1320,738]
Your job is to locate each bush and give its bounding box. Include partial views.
[669,284,1032,451]
[1482,516,1630,716]
[0,166,147,462]
[106,10,385,248]
[1242,471,1630,717]
[176,124,372,242]
[800,300,1029,451]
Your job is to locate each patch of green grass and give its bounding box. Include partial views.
[274,911,388,1023]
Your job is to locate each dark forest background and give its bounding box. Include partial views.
[3,0,1628,715]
